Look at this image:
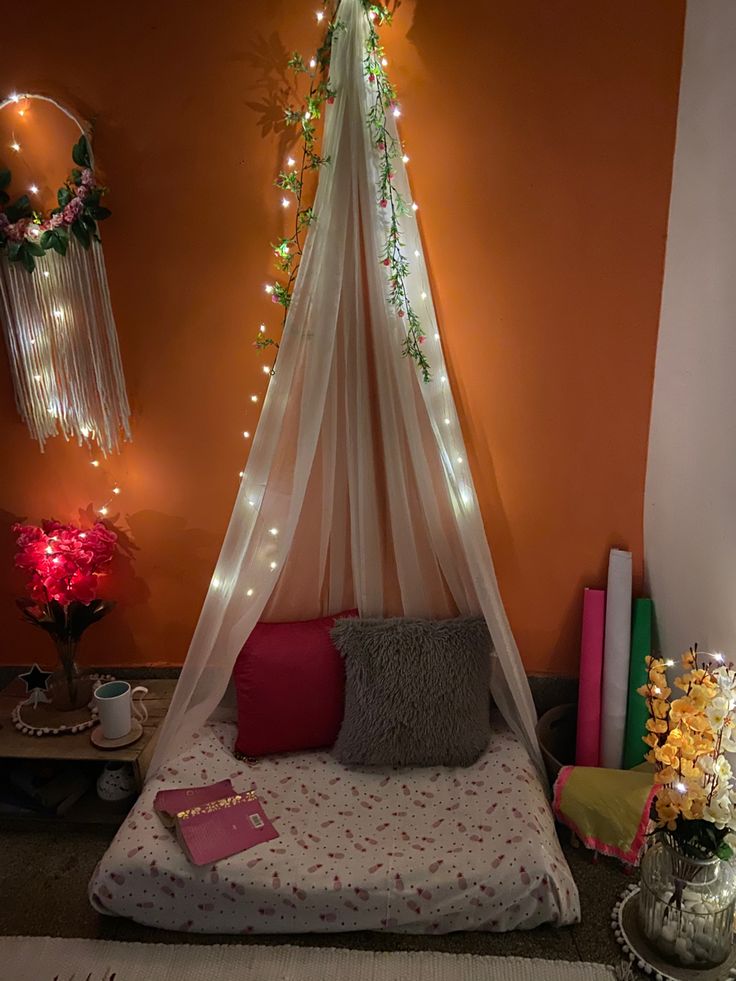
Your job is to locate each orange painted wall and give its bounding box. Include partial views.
[0,0,684,676]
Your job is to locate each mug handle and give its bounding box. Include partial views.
[131,686,148,725]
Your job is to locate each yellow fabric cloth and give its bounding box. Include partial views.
[553,765,656,865]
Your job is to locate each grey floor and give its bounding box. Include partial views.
[0,819,629,966]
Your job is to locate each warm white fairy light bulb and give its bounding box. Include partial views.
[421,291,427,300]
[259,324,266,333]
[402,154,409,164]
[269,527,278,536]
[112,486,121,495]
[262,365,270,375]
[98,506,109,516]
[457,456,463,464]
[315,9,324,21]
[212,578,221,589]
[714,652,725,663]
[281,197,290,208]
[53,308,63,319]
[250,394,259,403]
[91,460,100,468]
[42,270,49,278]
[243,430,251,439]
[665,659,675,667]
[269,561,278,570]
[265,284,274,294]
[440,375,447,383]
[411,202,419,212]
[29,184,39,195]
[10,141,20,153]
[392,106,401,118]
[675,782,687,794]
[246,588,254,597]
[33,373,41,382]
[414,250,420,258]
[309,58,317,69]
[304,111,312,121]
[287,157,296,168]
[444,417,451,425]
[381,57,389,67]
[9,93,19,103]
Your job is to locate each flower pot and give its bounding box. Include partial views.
[639,836,736,968]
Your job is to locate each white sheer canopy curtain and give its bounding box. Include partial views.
[150,0,543,781]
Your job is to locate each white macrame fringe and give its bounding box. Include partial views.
[0,238,131,454]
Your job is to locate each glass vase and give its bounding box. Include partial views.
[639,835,736,968]
[46,638,93,711]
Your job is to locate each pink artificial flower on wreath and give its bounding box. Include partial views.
[49,212,65,229]
[76,185,90,201]
[80,168,95,189]
[62,197,84,224]
[6,219,30,242]
[0,213,9,232]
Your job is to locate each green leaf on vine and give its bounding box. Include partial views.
[57,187,73,208]
[0,169,11,190]
[71,135,91,169]
[71,219,91,248]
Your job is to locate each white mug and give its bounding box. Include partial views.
[94,681,148,739]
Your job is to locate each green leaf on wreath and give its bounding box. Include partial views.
[20,246,35,273]
[6,195,32,222]
[0,190,9,206]
[57,186,73,208]
[7,241,22,261]
[26,239,45,257]
[71,168,82,186]
[71,135,91,169]
[71,219,91,248]
[0,169,11,190]
[87,205,111,221]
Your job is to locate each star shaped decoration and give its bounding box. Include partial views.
[18,663,53,695]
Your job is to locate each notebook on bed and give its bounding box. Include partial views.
[154,779,236,829]
[174,792,279,866]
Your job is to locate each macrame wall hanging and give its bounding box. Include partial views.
[0,93,131,455]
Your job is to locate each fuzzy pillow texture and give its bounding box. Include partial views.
[330,616,493,767]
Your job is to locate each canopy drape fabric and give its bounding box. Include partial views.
[150,0,543,780]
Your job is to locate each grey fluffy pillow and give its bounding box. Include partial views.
[330,616,492,767]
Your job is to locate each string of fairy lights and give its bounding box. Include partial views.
[1,93,124,519]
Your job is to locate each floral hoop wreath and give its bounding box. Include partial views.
[0,93,111,273]
[11,672,115,736]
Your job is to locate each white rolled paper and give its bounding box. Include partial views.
[600,548,633,769]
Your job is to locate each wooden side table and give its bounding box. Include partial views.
[0,677,175,824]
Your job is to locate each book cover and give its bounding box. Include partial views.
[154,779,235,828]
[175,792,279,866]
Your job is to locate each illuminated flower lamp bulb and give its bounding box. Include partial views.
[287,157,296,168]
[45,545,53,555]
[246,588,254,597]
[392,106,401,118]
[315,9,324,21]
[10,141,20,153]
[98,506,109,517]
[665,659,675,668]
[259,324,266,333]
[675,782,687,794]
[29,184,39,195]
[250,394,259,403]
[112,486,121,495]
[653,686,661,695]
[402,154,410,164]
[269,561,278,570]
[90,459,100,468]
[368,9,376,20]
[243,430,251,439]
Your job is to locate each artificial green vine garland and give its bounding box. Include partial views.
[257,0,431,381]
[0,135,111,274]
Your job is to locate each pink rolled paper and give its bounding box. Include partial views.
[576,588,606,766]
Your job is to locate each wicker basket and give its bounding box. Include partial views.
[535,703,576,784]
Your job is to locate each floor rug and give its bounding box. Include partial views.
[2,936,614,981]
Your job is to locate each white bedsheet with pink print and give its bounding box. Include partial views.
[89,715,579,934]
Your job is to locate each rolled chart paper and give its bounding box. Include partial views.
[600,548,633,769]
[575,588,606,766]
[622,598,653,770]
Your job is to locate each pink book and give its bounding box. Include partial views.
[576,588,606,766]
[154,779,235,829]
[174,792,279,866]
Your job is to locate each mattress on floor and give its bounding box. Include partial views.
[89,715,580,934]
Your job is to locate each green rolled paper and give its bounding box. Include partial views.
[622,598,653,769]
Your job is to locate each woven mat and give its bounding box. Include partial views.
[3,936,614,981]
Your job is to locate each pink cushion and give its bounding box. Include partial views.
[233,611,357,757]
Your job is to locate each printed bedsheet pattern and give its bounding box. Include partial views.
[89,717,580,933]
